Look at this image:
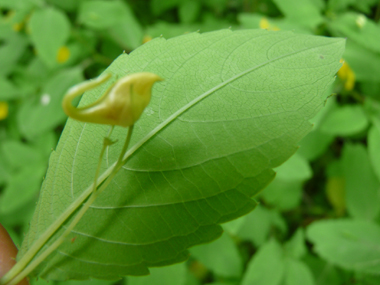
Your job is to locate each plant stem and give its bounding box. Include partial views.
[93,126,115,194]
[2,126,134,285]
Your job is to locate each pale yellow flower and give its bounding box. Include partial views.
[56,46,70,64]
[0,102,9,120]
[12,22,23,32]
[142,35,153,44]
[337,59,355,91]
[259,17,280,31]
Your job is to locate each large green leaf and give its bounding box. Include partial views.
[19,29,344,281]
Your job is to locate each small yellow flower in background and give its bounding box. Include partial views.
[259,17,280,31]
[6,10,27,32]
[142,35,152,44]
[56,46,70,64]
[0,102,9,121]
[12,22,23,32]
[259,18,270,29]
[337,59,355,91]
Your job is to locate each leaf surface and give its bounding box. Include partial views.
[307,219,380,274]
[368,125,380,181]
[128,263,186,285]
[241,239,284,285]
[329,12,380,54]
[190,232,242,277]
[283,258,315,285]
[17,67,84,139]
[29,7,71,67]
[272,0,323,29]
[78,0,125,29]
[19,29,344,280]
[319,105,368,136]
[342,143,380,220]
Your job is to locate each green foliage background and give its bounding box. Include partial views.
[0,0,380,284]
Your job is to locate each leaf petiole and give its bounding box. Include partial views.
[2,125,134,285]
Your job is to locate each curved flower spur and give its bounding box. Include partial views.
[62,72,163,127]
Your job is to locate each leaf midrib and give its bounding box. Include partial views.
[123,40,336,162]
